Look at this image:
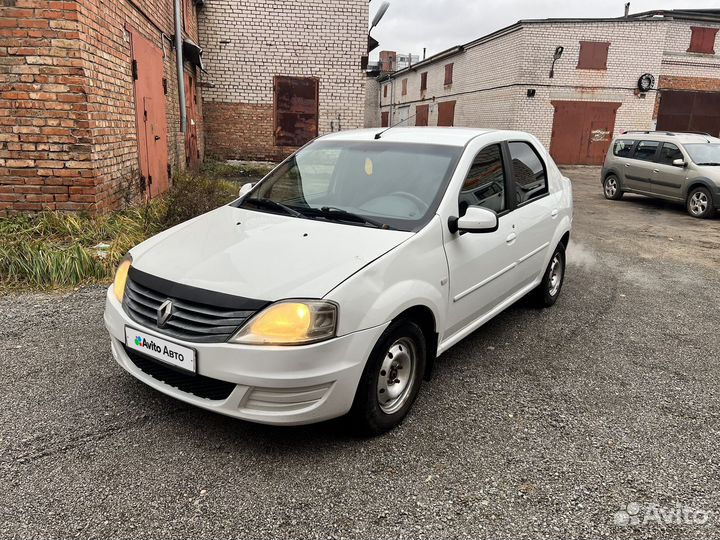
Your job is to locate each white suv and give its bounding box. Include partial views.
[104,128,573,433]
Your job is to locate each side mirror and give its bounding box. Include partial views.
[672,158,687,168]
[238,182,255,197]
[449,206,499,234]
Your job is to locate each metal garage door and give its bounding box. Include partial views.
[550,101,621,165]
[656,91,720,137]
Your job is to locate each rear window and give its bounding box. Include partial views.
[632,141,659,162]
[612,139,635,157]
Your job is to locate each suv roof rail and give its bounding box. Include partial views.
[620,130,675,135]
[619,130,715,137]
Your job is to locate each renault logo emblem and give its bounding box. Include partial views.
[157,299,173,328]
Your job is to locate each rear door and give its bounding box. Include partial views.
[625,140,660,193]
[651,142,686,200]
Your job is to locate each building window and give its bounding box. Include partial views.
[420,72,428,93]
[383,85,388,98]
[273,76,319,147]
[444,63,454,85]
[688,26,718,54]
[577,41,610,70]
[416,104,429,126]
[401,78,408,96]
[381,111,389,127]
[437,100,455,126]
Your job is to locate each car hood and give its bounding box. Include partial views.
[130,205,413,301]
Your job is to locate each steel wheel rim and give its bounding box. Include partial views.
[605,177,617,197]
[376,337,416,415]
[690,192,708,215]
[548,254,563,297]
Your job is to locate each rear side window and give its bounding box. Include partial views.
[632,141,659,162]
[509,141,548,204]
[459,144,506,215]
[658,143,683,165]
[613,139,635,157]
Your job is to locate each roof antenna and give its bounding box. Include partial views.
[374,111,419,139]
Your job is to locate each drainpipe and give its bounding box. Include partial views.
[174,0,187,133]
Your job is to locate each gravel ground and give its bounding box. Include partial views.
[1,167,719,539]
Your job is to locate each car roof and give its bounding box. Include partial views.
[317,127,529,147]
[615,131,720,144]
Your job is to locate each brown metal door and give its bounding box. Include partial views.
[381,111,389,127]
[130,29,169,198]
[184,71,200,171]
[437,100,455,127]
[657,91,720,137]
[274,76,319,147]
[550,101,620,165]
[415,104,429,126]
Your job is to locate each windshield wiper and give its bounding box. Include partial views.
[305,206,389,229]
[243,198,305,218]
[696,162,720,166]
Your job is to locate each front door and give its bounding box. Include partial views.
[443,143,519,338]
[130,29,169,198]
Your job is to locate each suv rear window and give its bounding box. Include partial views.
[632,141,659,162]
[612,140,635,157]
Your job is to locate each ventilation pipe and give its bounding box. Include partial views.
[174,0,187,133]
[624,2,630,17]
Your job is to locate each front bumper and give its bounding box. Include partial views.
[104,288,388,425]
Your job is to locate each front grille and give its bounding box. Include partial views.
[124,346,236,401]
[122,268,266,344]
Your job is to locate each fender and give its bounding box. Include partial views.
[601,166,622,186]
[682,176,719,201]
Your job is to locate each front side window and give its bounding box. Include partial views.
[632,140,659,162]
[236,141,462,232]
[509,141,548,204]
[683,143,720,165]
[613,139,635,157]
[658,143,683,165]
[459,144,506,215]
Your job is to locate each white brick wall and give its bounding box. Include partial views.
[199,0,368,136]
[374,17,720,149]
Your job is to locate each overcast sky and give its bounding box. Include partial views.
[369,0,720,60]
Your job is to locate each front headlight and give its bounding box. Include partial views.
[113,254,132,302]
[230,300,337,345]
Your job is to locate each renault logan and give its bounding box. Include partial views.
[104,128,573,434]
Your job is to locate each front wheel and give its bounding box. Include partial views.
[350,319,426,435]
[603,174,623,200]
[532,245,566,308]
[687,187,716,219]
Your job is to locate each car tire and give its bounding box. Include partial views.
[603,174,623,200]
[350,319,426,435]
[532,244,566,308]
[686,186,716,219]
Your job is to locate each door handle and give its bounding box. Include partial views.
[652,169,659,173]
[155,135,161,141]
[624,163,630,167]
[506,232,517,244]
[551,209,559,218]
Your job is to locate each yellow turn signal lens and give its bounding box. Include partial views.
[231,300,337,345]
[113,257,132,302]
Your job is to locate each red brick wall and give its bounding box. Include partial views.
[0,0,204,215]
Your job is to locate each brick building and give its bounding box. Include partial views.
[0,0,206,214]
[374,9,720,165]
[198,0,368,161]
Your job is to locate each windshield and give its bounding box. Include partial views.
[234,140,462,231]
[684,143,720,165]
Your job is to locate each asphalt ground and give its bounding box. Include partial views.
[1,166,719,539]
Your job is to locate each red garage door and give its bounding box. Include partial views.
[656,91,720,137]
[550,101,621,165]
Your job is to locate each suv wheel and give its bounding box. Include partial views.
[350,319,426,435]
[687,186,716,219]
[603,174,623,200]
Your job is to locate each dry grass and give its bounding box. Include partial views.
[0,162,253,289]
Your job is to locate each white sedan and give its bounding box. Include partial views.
[105,127,573,434]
